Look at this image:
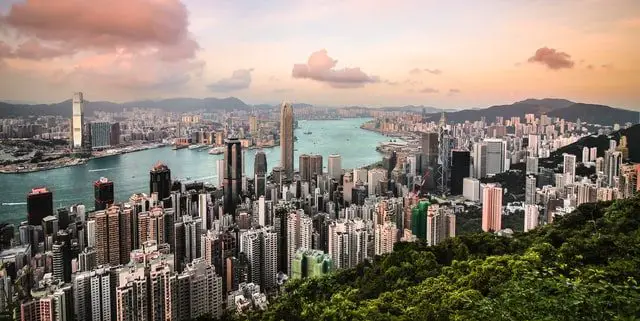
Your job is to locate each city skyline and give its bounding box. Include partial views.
[0,0,638,109]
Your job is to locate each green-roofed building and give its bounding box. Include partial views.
[291,249,333,279]
[411,200,430,239]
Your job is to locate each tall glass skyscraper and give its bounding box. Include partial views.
[224,137,242,215]
[280,102,294,179]
[71,92,85,149]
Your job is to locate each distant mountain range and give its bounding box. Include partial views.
[0,97,636,126]
[424,98,638,126]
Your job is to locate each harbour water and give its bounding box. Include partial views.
[0,118,391,225]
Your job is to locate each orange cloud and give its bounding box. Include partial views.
[527,47,575,70]
[292,49,379,88]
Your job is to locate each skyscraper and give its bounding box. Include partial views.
[484,138,506,176]
[426,205,455,246]
[482,184,503,232]
[525,175,537,205]
[27,187,53,226]
[254,151,267,176]
[240,227,278,291]
[450,150,471,195]
[216,159,225,188]
[299,154,311,182]
[286,210,312,274]
[410,200,429,240]
[309,154,323,179]
[328,154,342,181]
[563,153,576,186]
[94,177,114,211]
[224,137,242,215]
[524,204,539,232]
[526,156,539,174]
[94,207,121,266]
[150,162,171,200]
[72,92,85,149]
[472,142,487,178]
[291,249,332,279]
[280,102,294,179]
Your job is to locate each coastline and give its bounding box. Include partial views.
[0,143,166,174]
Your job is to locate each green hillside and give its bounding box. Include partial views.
[232,195,640,321]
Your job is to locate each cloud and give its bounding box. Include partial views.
[448,88,461,95]
[586,64,594,70]
[1,0,199,61]
[0,42,13,58]
[208,69,253,92]
[404,79,422,86]
[527,47,575,70]
[292,49,379,88]
[601,64,613,70]
[424,68,442,75]
[383,80,399,86]
[409,67,442,75]
[14,40,75,60]
[273,88,292,93]
[419,87,439,94]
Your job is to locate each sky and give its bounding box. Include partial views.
[0,0,639,109]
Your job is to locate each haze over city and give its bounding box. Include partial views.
[1,0,639,109]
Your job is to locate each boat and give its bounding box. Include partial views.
[172,143,188,150]
[303,131,312,135]
[208,147,225,155]
[188,144,201,150]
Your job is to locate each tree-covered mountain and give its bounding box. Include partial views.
[425,98,637,126]
[227,195,640,321]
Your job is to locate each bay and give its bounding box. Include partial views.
[0,118,389,225]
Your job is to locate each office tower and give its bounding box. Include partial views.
[526,156,539,174]
[374,221,398,255]
[72,92,85,149]
[52,240,72,283]
[224,138,242,215]
[484,138,506,176]
[410,200,429,239]
[525,175,537,205]
[482,184,503,232]
[299,154,311,182]
[353,168,368,184]
[254,151,267,176]
[609,139,617,151]
[249,115,258,135]
[240,227,277,291]
[78,248,97,271]
[606,151,622,186]
[202,230,236,293]
[309,154,323,179]
[426,205,455,246]
[291,249,332,279]
[383,151,398,179]
[450,150,471,195]
[342,172,354,204]
[420,132,439,191]
[150,162,171,200]
[367,168,387,196]
[42,215,59,251]
[280,102,294,179]
[462,178,480,201]
[286,210,312,274]
[563,153,576,186]
[27,187,53,226]
[472,142,487,178]
[216,159,225,188]
[94,177,114,211]
[94,207,121,266]
[91,122,112,148]
[524,204,539,232]
[328,154,342,181]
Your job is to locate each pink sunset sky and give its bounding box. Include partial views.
[0,0,639,109]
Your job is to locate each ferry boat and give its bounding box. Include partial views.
[208,147,225,155]
[303,131,312,135]
[188,144,201,150]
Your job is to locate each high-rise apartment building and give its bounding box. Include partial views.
[524,204,539,232]
[94,206,121,266]
[94,177,114,211]
[374,221,398,255]
[216,159,225,188]
[240,227,278,291]
[286,210,312,274]
[563,153,576,186]
[462,178,480,201]
[367,168,387,196]
[426,205,455,246]
[224,138,242,215]
[410,200,429,240]
[482,184,503,232]
[328,154,342,181]
[327,219,368,270]
[526,156,539,174]
[280,102,294,179]
[472,142,487,178]
[150,163,171,200]
[525,175,537,205]
[72,92,85,149]
[484,139,506,176]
